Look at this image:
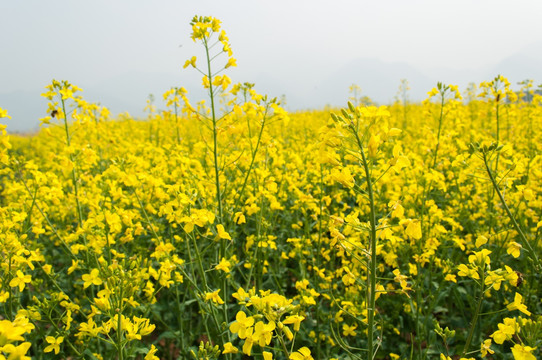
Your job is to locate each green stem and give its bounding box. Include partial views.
[60,98,90,264]
[117,285,124,360]
[203,37,223,224]
[483,152,540,269]
[495,101,500,172]
[352,126,378,360]
[276,329,291,359]
[432,95,445,169]
[7,254,14,320]
[234,106,269,208]
[174,101,181,145]
[202,40,229,332]
[461,268,485,357]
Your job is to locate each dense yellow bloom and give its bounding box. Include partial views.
[3,15,542,359]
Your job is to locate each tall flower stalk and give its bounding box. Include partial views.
[328,102,405,360]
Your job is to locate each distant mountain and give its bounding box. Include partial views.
[83,71,204,115]
[489,45,542,85]
[0,71,202,133]
[3,45,542,133]
[309,58,436,107]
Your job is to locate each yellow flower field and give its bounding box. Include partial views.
[1,16,541,360]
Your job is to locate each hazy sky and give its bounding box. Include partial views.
[2,1,542,131]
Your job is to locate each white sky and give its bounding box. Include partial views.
[2,1,542,131]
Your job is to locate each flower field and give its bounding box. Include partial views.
[1,16,541,360]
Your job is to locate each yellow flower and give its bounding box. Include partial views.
[290,347,314,360]
[59,88,74,100]
[0,107,11,119]
[1,342,32,360]
[490,317,518,344]
[367,134,380,157]
[144,344,159,360]
[9,270,32,292]
[0,319,26,345]
[205,289,225,305]
[82,269,103,289]
[229,311,254,339]
[282,315,305,332]
[480,339,494,357]
[468,249,491,267]
[330,167,355,188]
[234,212,246,224]
[511,344,537,360]
[202,75,210,89]
[506,292,531,316]
[393,269,411,292]
[252,321,275,346]
[457,264,480,279]
[232,287,250,302]
[44,336,64,354]
[242,327,254,356]
[506,242,522,258]
[63,310,73,331]
[215,257,232,273]
[78,318,101,338]
[216,224,232,240]
[503,265,519,287]
[342,323,357,336]
[475,235,488,248]
[183,56,197,69]
[405,220,422,240]
[222,342,238,354]
[225,57,237,69]
[444,274,457,283]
